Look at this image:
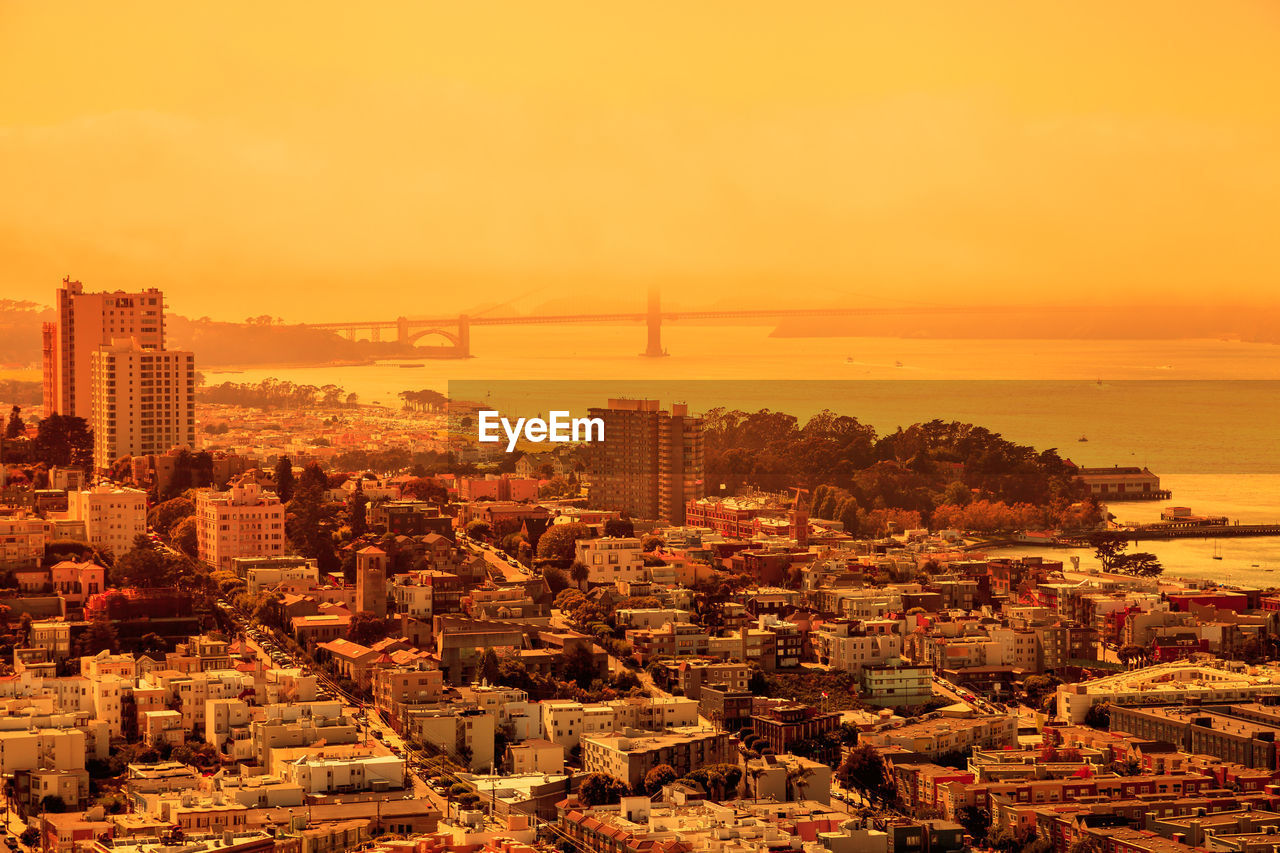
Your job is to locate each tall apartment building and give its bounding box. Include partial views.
[587,399,703,524]
[90,339,196,471]
[46,277,167,418]
[195,475,286,572]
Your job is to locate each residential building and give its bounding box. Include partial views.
[751,703,842,765]
[581,726,729,791]
[0,514,48,568]
[1055,659,1280,725]
[195,474,285,572]
[862,663,934,706]
[587,399,703,524]
[46,278,166,419]
[89,338,195,471]
[574,537,645,584]
[63,485,147,557]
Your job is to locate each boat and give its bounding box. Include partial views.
[398,363,425,369]
[1212,542,1223,561]
[894,360,904,368]
[1078,435,1089,442]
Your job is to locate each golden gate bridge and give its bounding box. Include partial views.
[303,290,998,358]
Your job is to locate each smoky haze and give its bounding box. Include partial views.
[2,1,1279,321]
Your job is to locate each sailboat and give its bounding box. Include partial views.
[1212,542,1223,561]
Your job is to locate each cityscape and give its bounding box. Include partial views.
[3,4,1280,853]
[0,276,1277,853]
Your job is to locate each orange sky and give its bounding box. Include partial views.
[2,1,1278,321]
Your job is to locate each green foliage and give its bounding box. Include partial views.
[171,516,198,557]
[537,523,590,562]
[34,414,93,469]
[465,520,493,540]
[838,744,892,802]
[1110,551,1163,577]
[148,496,195,537]
[957,805,991,844]
[349,613,392,645]
[286,462,340,571]
[577,773,631,807]
[479,648,501,685]
[603,518,635,538]
[274,456,295,502]
[199,380,356,410]
[6,405,26,438]
[706,410,1090,523]
[1088,532,1131,569]
[1084,701,1111,730]
[112,541,168,588]
[644,764,679,795]
[542,566,570,595]
[1022,674,1063,707]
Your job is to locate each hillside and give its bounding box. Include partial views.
[0,302,412,367]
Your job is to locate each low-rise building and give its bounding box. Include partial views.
[581,726,729,791]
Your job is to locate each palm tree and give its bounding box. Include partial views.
[785,764,814,803]
[748,765,767,800]
[570,561,590,591]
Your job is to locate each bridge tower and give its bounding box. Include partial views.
[643,287,666,357]
[457,315,471,358]
[396,316,410,344]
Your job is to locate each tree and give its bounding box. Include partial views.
[479,648,501,685]
[349,613,390,645]
[138,632,167,660]
[542,566,570,595]
[604,518,635,538]
[644,764,679,795]
[1111,552,1163,578]
[1023,675,1062,708]
[957,805,991,845]
[148,496,195,537]
[839,744,891,803]
[1083,701,1111,730]
[1087,532,1131,570]
[570,561,590,591]
[33,414,93,469]
[577,773,631,806]
[20,828,38,847]
[465,520,493,541]
[80,618,118,655]
[537,522,590,562]
[5,405,25,438]
[112,540,168,588]
[641,535,664,553]
[171,516,198,557]
[274,457,296,502]
[348,483,369,538]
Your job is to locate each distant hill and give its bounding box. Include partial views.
[0,300,53,365]
[0,302,412,367]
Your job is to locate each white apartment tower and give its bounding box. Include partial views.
[90,339,196,471]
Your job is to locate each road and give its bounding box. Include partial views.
[217,599,455,819]
[458,535,533,583]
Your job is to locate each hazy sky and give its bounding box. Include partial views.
[3,1,1278,322]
